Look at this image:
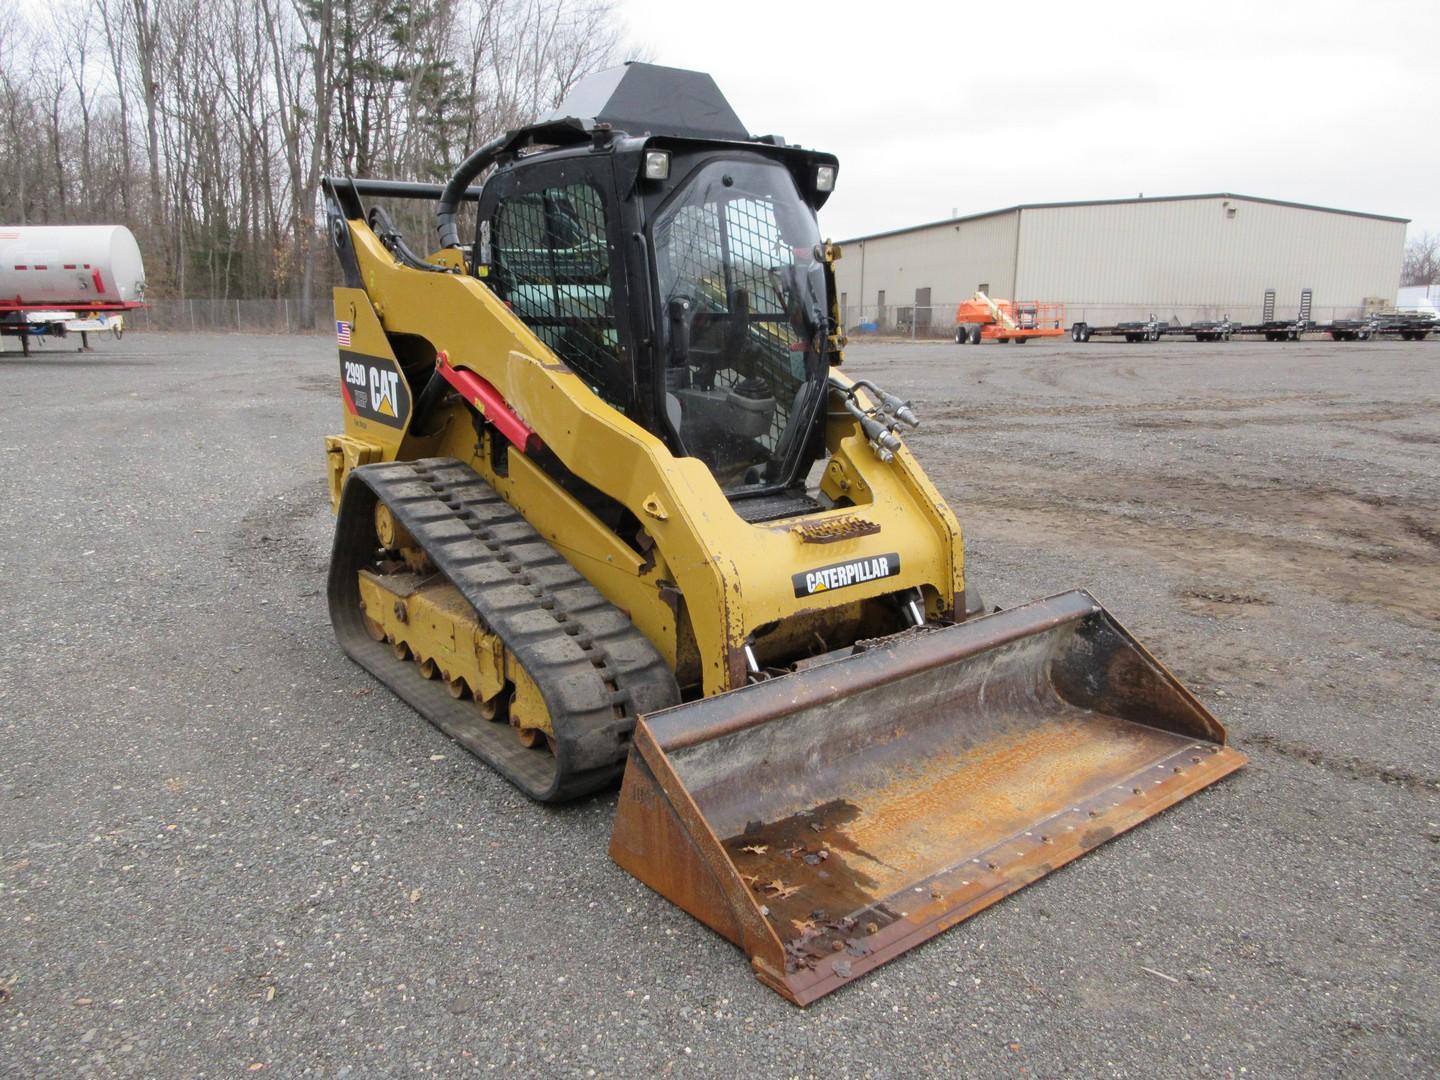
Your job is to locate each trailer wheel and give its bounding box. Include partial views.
[1148,328,1161,342]
[1071,324,1081,342]
[1081,326,1093,343]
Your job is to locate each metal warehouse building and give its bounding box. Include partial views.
[831,193,1408,334]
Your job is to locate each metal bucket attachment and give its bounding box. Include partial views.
[609,590,1246,1005]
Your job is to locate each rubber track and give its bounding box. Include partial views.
[329,457,679,801]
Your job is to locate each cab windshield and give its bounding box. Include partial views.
[651,159,828,494]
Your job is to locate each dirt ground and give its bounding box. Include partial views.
[0,331,1436,1077]
[875,337,1439,756]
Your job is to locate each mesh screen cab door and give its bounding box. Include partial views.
[484,174,634,413]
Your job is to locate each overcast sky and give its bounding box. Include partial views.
[616,0,1439,244]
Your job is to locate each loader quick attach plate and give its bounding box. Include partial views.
[609,590,1246,1005]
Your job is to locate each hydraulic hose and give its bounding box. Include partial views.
[434,132,510,249]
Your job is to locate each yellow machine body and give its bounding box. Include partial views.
[318,63,1243,1005]
[326,229,963,696]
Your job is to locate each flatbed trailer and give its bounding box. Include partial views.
[1320,313,1438,341]
[1234,320,1310,341]
[1182,319,1236,341]
[1368,312,1437,340]
[1069,317,1167,342]
[1070,316,1236,343]
[1055,284,1436,347]
[1233,288,1313,341]
[1319,318,1375,342]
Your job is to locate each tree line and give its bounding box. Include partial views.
[0,0,628,317]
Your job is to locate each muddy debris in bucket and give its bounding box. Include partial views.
[724,799,905,971]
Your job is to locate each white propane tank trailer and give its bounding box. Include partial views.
[0,225,147,355]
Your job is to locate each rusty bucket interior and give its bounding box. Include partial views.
[609,590,1246,1005]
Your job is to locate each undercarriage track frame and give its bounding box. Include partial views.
[328,457,679,800]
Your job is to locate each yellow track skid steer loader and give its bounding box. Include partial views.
[319,63,1244,1004]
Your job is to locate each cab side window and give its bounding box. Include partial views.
[489,183,627,410]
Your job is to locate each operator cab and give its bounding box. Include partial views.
[462,63,841,509]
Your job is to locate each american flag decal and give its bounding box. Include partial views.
[336,320,352,346]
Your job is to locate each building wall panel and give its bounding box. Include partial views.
[1015,197,1406,323]
[832,211,1017,327]
[832,195,1406,330]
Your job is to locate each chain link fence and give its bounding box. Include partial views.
[117,297,1382,339]
[128,299,328,334]
[841,301,1376,339]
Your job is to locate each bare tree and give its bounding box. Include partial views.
[0,0,633,303]
[128,0,167,234]
[0,9,41,222]
[96,0,134,215]
[1402,232,1439,287]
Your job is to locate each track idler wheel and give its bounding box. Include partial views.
[373,502,414,550]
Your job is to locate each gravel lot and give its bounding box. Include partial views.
[2,331,1436,1077]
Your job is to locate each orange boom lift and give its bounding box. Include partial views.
[954,290,1066,344]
